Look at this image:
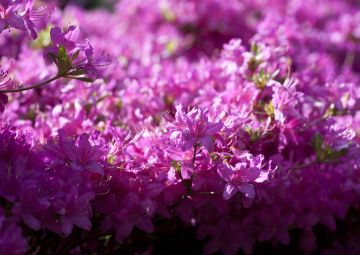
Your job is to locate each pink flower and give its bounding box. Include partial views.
[63,133,106,176]
[218,154,268,200]
[165,104,223,153]
[53,185,95,235]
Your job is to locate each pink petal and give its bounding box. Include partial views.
[258,228,274,242]
[0,20,6,32]
[73,215,92,231]
[191,174,205,191]
[115,220,134,242]
[22,212,40,230]
[84,64,98,77]
[237,183,255,198]
[275,228,291,245]
[255,170,269,183]
[181,132,198,151]
[63,143,81,162]
[133,216,154,233]
[143,183,163,198]
[203,121,223,135]
[139,198,155,216]
[243,167,261,182]
[61,215,73,235]
[64,25,80,43]
[66,185,78,204]
[204,238,221,255]
[100,216,116,233]
[320,214,336,231]
[199,135,214,153]
[50,27,65,46]
[6,14,26,31]
[166,146,184,161]
[70,161,85,172]
[84,161,104,176]
[223,183,237,200]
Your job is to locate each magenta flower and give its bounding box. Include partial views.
[98,192,157,243]
[45,25,113,78]
[165,104,223,153]
[218,154,268,200]
[0,0,26,33]
[11,180,50,231]
[219,164,260,200]
[80,39,114,77]
[44,129,74,167]
[63,133,106,176]
[21,0,50,39]
[0,94,7,113]
[270,79,304,124]
[257,205,296,245]
[0,221,28,255]
[0,156,26,202]
[53,185,95,235]
[0,66,11,113]
[49,25,82,56]
[0,0,49,39]
[165,145,195,179]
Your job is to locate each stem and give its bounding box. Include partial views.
[291,160,317,170]
[297,113,329,133]
[192,145,197,165]
[0,75,61,93]
[253,111,268,115]
[192,191,222,195]
[168,194,189,211]
[343,50,355,68]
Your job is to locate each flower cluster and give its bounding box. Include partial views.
[1,0,360,254]
[0,0,50,39]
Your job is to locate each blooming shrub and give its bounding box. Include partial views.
[1,0,360,254]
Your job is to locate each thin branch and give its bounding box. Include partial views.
[192,191,222,195]
[291,160,317,170]
[0,75,61,93]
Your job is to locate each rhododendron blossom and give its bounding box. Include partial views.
[1,0,360,254]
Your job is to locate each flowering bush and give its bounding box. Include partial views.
[2,0,360,254]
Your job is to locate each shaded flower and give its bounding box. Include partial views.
[53,185,95,235]
[63,133,106,176]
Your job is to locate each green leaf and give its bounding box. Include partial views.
[256,45,261,55]
[259,68,265,77]
[47,52,59,66]
[67,70,89,76]
[70,49,80,62]
[245,75,253,81]
[330,148,349,160]
[67,77,94,83]
[314,132,323,152]
[251,42,256,53]
[57,59,70,76]
[325,161,345,165]
[58,46,66,59]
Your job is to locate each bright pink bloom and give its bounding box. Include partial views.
[165,104,223,153]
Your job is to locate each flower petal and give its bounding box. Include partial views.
[223,183,237,200]
[73,215,92,231]
[83,161,104,176]
[199,135,214,153]
[237,183,255,198]
[203,120,223,135]
[181,132,198,151]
